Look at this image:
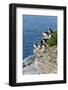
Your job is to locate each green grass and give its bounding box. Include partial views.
[47,31,57,47]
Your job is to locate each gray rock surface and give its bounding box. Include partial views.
[23,46,57,75]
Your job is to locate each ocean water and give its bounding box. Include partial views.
[23,15,57,59]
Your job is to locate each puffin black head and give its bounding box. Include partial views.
[48,27,53,33]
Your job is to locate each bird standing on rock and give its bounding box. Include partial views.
[48,27,53,38]
[33,42,38,49]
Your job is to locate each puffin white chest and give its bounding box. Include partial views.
[48,34,51,39]
[42,33,49,39]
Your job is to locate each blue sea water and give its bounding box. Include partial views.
[23,15,57,59]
